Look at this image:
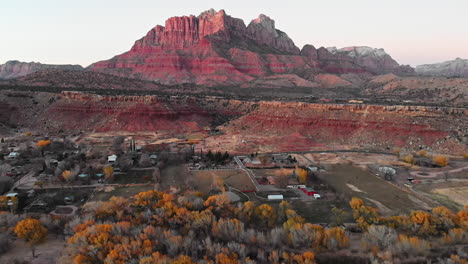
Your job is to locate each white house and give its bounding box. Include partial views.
[8,152,20,159]
[108,154,117,163]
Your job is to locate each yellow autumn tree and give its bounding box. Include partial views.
[295,165,308,184]
[14,218,48,257]
[324,227,350,250]
[255,204,277,228]
[349,197,379,229]
[103,166,114,180]
[402,154,414,165]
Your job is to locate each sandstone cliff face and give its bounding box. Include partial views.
[89,9,413,87]
[1,90,465,154]
[0,60,83,79]
[416,58,468,77]
[214,101,467,154]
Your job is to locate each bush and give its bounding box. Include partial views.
[0,233,12,255]
[416,150,427,157]
[433,155,449,167]
[401,154,414,165]
[361,225,397,251]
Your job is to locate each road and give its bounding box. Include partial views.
[410,165,468,178]
[233,156,260,192]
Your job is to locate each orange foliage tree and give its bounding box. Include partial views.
[432,155,449,167]
[36,140,51,148]
[401,154,414,165]
[62,170,74,182]
[14,218,48,257]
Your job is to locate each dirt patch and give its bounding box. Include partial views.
[0,235,66,264]
[433,187,468,206]
[346,184,366,193]
[160,165,189,190]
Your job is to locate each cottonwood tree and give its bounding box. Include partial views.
[14,218,47,258]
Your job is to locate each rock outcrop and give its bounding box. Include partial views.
[89,9,412,86]
[0,60,83,79]
[327,46,415,75]
[416,58,468,77]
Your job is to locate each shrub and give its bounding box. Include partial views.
[433,155,449,167]
[362,225,398,251]
[36,140,51,148]
[0,233,12,255]
[416,150,427,157]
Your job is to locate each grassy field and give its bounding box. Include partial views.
[414,179,468,211]
[91,185,155,201]
[191,169,256,193]
[113,169,155,184]
[292,199,354,223]
[319,164,427,214]
[251,168,294,178]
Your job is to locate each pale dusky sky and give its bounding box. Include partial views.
[1,0,467,67]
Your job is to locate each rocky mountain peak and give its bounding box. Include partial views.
[0,60,83,79]
[416,58,468,77]
[246,14,299,54]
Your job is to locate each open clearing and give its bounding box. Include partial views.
[113,169,155,184]
[433,186,468,206]
[91,185,155,201]
[0,235,66,264]
[251,168,294,178]
[191,169,256,193]
[319,164,428,214]
[160,165,189,189]
[414,179,468,211]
